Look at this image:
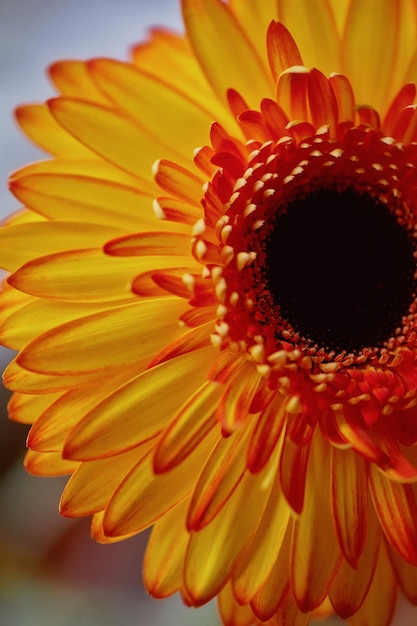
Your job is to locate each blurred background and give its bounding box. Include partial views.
[0,1,415,625]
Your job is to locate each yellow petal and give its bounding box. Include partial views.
[60,445,152,516]
[63,347,215,460]
[15,104,95,158]
[10,171,161,231]
[349,542,397,626]
[277,0,341,75]
[389,543,417,604]
[49,60,111,102]
[89,59,215,161]
[103,427,218,536]
[153,380,223,472]
[24,449,78,477]
[249,523,292,621]
[369,465,417,565]
[233,473,291,604]
[186,423,252,531]
[329,505,381,619]
[104,231,191,257]
[8,391,61,425]
[17,298,186,375]
[331,446,368,568]
[0,221,126,272]
[48,98,166,180]
[9,248,176,303]
[182,0,273,108]
[218,581,255,626]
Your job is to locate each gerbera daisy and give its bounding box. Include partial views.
[2,0,417,624]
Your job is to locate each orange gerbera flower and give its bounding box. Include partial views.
[2,1,417,624]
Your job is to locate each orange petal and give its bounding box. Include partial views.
[27,371,133,452]
[247,390,287,473]
[260,98,289,140]
[153,195,202,225]
[0,300,118,351]
[331,446,368,568]
[249,522,292,620]
[369,465,417,565]
[216,362,262,435]
[184,466,271,605]
[63,347,215,460]
[186,424,251,531]
[4,357,118,394]
[8,249,149,303]
[329,73,355,123]
[382,83,416,135]
[228,0,278,70]
[143,499,189,598]
[218,582,254,626]
[153,381,223,472]
[182,0,272,108]
[104,231,191,257]
[132,28,235,133]
[273,586,312,626]
[103,428,218,537]
[232,473,291,604]
[266,21,303,83]
[329,505,381,619]
[387,104,417,144]
[8,392,61,425]
[291,431,341,612]
[348,542,397,626]
[307,68,338,134]
[90,510,139,544]
[279,425,310,514]
[148,322,213,368]
[276,66,310,122]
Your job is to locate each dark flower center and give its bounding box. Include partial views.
[264,186,417,355]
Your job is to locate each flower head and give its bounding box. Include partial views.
[2,1,417,624]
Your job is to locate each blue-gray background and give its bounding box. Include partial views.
[0,1,414,624]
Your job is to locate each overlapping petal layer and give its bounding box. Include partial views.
[2,2,417,626]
